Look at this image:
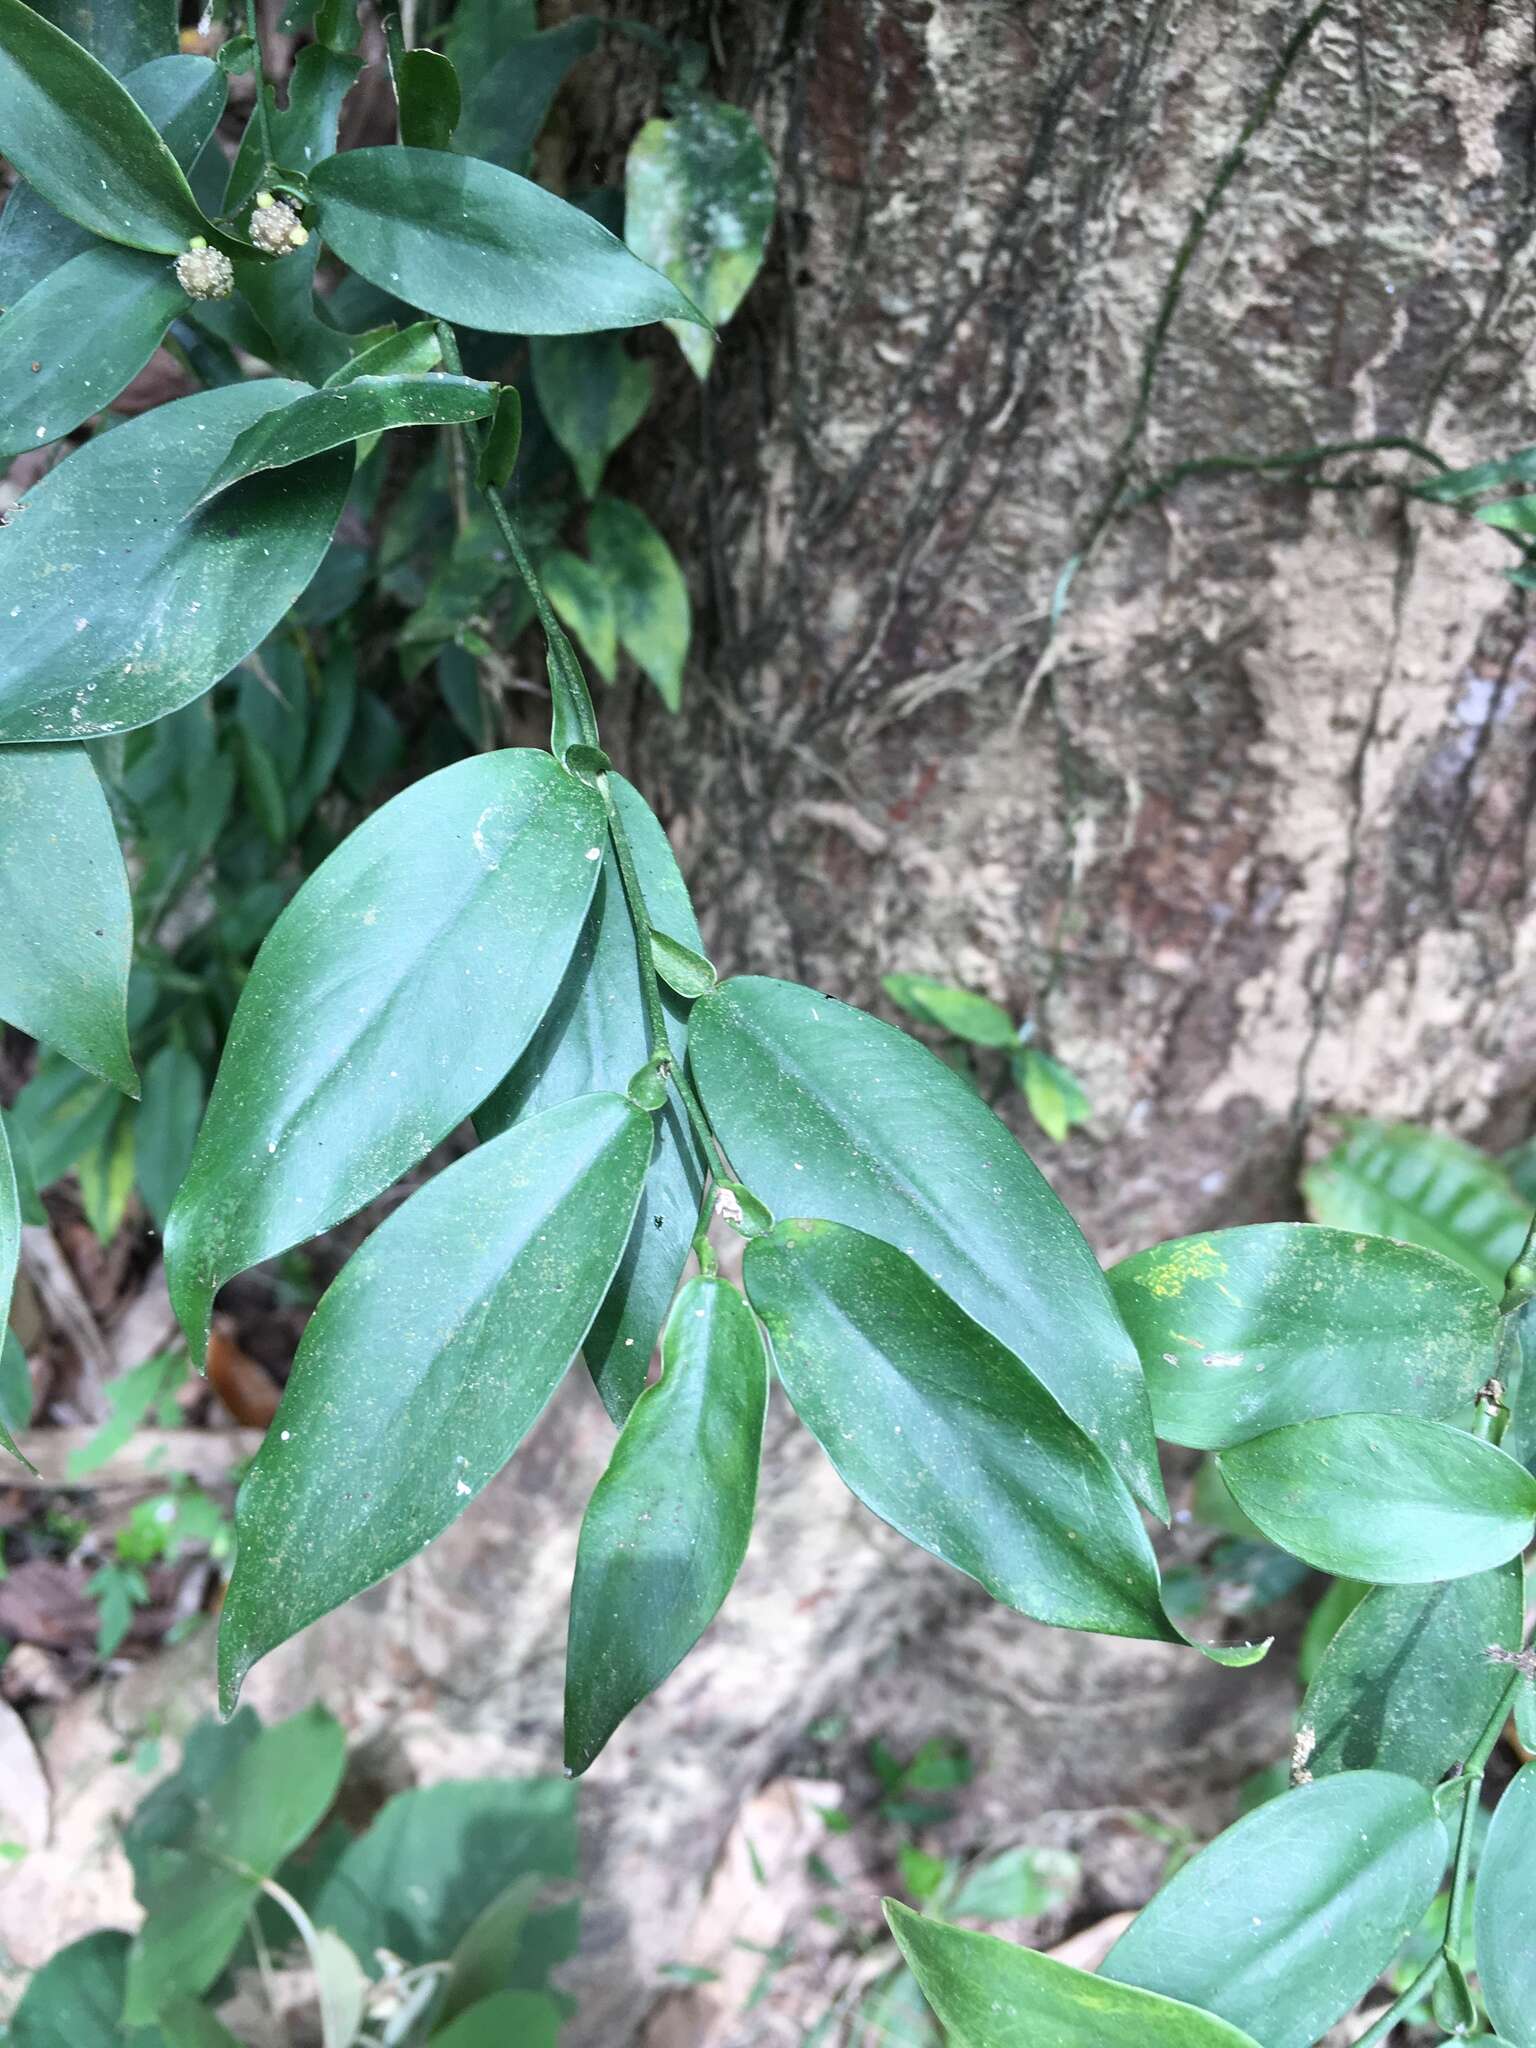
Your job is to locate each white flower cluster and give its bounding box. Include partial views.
[175,237,234,300]
[249,191,309,255]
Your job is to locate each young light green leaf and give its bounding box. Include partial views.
[165,749,606,1363]
[1303,1121,1532,1295]
[0,243,184,463]
[1217,1414,1536,1581]
[1475,1760,1536,2048]
[431,1993,561,2048]
[1477,496,1536,535]
[1299,1562,1523,1783]
[308,146,705,334]
[588,496,691,710]
[323,318,442,385]
[0,744,136,1093]
[651,930,716,999]
[476,385,523,491]
[745,1220,1176,1644]
[8,1932,144,2048]
[566,1276,768,1774]
[1102,1772,1448,2048]
[218,1093,651,1708]
[1110,1223,1498,1450]
[397,45,460,150]
[1018,1047,1092,1143]
[77,1103,135,1244]
[692,976,1166,1516]
[0,381,351,741]
[531,333,653,498]
[625,97,774,379]
[947,1845,1081,1921]
[0,0,221,254]
[196,374,498,501]
[543,548,618,683]
[886,1903,1264,2048]
[883,973,1018,1048]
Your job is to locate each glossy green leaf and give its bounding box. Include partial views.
[1110,1223,1498,1450]
[1299,1561,1523,1783]
[397,46,459,149]
[745,1220,1175,1643]
[217,1092,651,1706]
[1102,1772,1448,2048]
[324,318,442,385]
[625,97,774,379]
[0,382,350,742]
[197,374,497,501]
[1217,1415,1536,1581]
[309,146,704,334]
[0,744,135,1092]
[1476,1761,1536,2047]
[883,973,1017,1048]
[453,16,600,171]
[588,496,690,710]
[532,333,653,498]
[476,385,523,491]
[0,243,184,462]
[886,1903,1264,2048]
[123,1706,346,2022]
[231,241,351,386]
[566,1276,768,1773]
[1304,1121,1532,1296]
[692,976,1165,1515]
[543,548,618,683]
[9,1932,162,2048]
[432,1993,561,2048]
[224,41,361,216]
[0,0,218,254]
[164,751,601,1354]
[651,930,716,999]
[477,775,706,1424]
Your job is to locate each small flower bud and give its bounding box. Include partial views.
[249,196,308,255]
[175,243,235,300]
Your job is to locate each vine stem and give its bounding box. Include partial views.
[244,0,276,179]
[1351,1953,1445,2048]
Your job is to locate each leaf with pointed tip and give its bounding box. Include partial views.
[1102,1772,1448,2048]
[224,41,361,216]
[308,146,705,334]
[886,1903,1265,2048]
[692,976,1166,1515]
[323,318,442,385]
[1110,1223,1497,1450]
[476,386,523,491]
[1018,1047,1092,1143]
[0,744,135,1093]
[588,496,690,710]
[217,1092,651,1708]
[566,1276,767,1773]
[532,333,653,499]
[0,382,350,742]
[543,548,617,682]
[883,973,1017,1047]
[1299,1562,1523,1782]
[1217,1414,1536,1581]
[165,749,605,1363]
[197,374,498,501]
[1475,1761,1536,2047]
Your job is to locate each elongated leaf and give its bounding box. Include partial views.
[324,318,442,385]
[566,1275,768,1773]
[532,333,653,499]
[1299,1562,1523,1783]
[543,548,617,682]
[745,1220,1175,1643]
[432,1993,561,2048]
[886,1903,1264,2048]
[224,41,361,216]
[1019,1048,1092,1143]
[1475,1761,1536,2047]
[692,976,1165,1514]
[308,146,704,334]
[9,1932,153,2048]
[1102,1772,1448,2048]
[198,374,498,501]
[1304,1121,1532,1295]
[1110,1223,1497,1449]
[477,775,706,1424]
[0,243,184,461]
[1217,1415,1536,1581]
[0,381,350,742]
[588,496,690,710]
[135,1047,204,1234]
[883,973,1018,1048]
[0,744,135,1092]
[0,1118,21,1464]
[0,0,218,254]
[217,1093,651,1707]
[454,16,600,171]
[166,749,606,1362]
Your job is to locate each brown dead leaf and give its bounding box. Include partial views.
[207,1323,282,1428]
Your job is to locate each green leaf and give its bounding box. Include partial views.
[625,97,774,379]
[431,1992,562,2048]
[0,0,220,254]
[0,1119,23,1465]
[1477,496,1536,535]
[217,1092,651,1706]
[124,1705,346,2022]
[1110,1223,1498,1450]
[0,381,351,742]
[948,1845,1081,1922]
[0,244,184,462]
[1217,1414,1536,1581]
[543,549,618,683]
[651,930,716,999]
[308,146,705,334]
[324,318,442,385]
[1299,1562,1523,1783]
[1296,1573,1367,1682]
[477,775,706,1425]
[886,1902,1265,2048]
[476,385,523,491]
[691,976,1166,1515]
[164,749,605,1362]
[1412,446,1536,503]
[160,2003,244,2048]
[31,0,175,75]
[588,496,690,710]
[1018,1047,1092,1143]
[566,1275,768,1773]
[883,973,1017,1047]
[453,16,600,172]
[0,744,135,1092]
[1101,1772,1449,2048]
[9,1932,162,2048]
[67,1350,183,1479]
[8,1051,117,1188]
[77,1101,136,1243]
[397,45,460,149]
[744,1219,1175,1643]
[1476,1761,1536,2047]
[224,42,361,216]
[135,1047,205,1235]
[196,374,499,501]
[437,1877,541,2025]
[531,333,653,499]
[1303,1121,1532,1296]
